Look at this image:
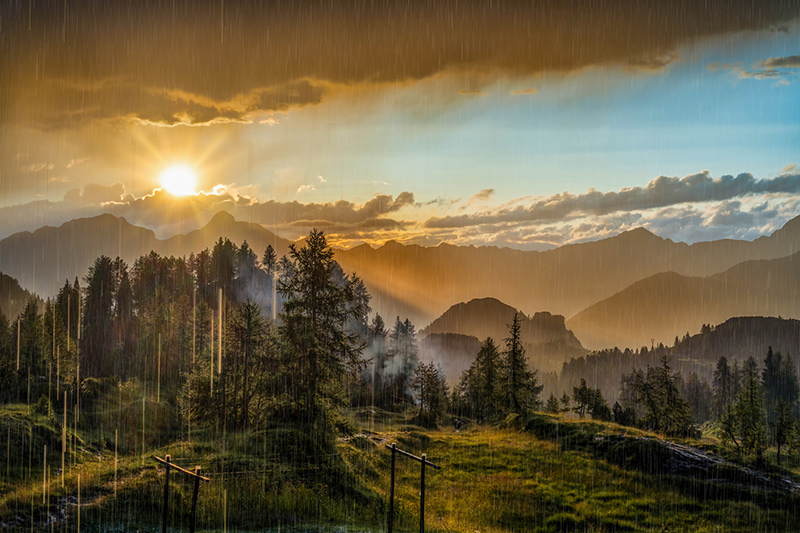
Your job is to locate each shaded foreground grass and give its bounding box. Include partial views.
[4,406,800,531]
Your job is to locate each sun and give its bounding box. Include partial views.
[160,165,198,196]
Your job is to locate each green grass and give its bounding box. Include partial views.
[4,404,800,532]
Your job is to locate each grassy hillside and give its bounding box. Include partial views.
[3,405,800,532]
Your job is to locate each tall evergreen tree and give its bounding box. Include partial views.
[82,255,117,377]
[409,362,448,427]
[713,356,733,418]
[458,337,502,421]
[502,313,542,415]
[773,398,794,465]
[278,229,369,429]
[735,356,767,462]
[629,357,692,436]
[262,244,277,277]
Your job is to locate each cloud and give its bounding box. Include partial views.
[757,55,800,69]
[780,163,798,175]
[625,53,680,72]
[510,87,538,95]
[3,1,797,131]
[458,90,486,96]
[22,163,55,173]
[66,157,91,169]
[471,189,495,202]
[424,170,800,229]
[459,189,495,211]
[0,182,418,241]
[713,54,800,84]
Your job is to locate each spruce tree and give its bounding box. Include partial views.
[501,313,542,415]
[278,229,369,430]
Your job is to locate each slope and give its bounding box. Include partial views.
[567,251,800,350]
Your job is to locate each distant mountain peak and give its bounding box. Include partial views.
[208,210,236,224]
[617,227,662,241]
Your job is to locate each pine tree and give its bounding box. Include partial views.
[545,393,560,414]
[278,229,369,428]
[501,313,542,415]
[410,362,448,427]
[83,255,117,377]
[773,398,794,465]
[713,356,732,418]
[458,337,502,421]
[572,378,592,418]
[735,356,767,462]
[262,244,277,277]
[559,392,571,413]
[628,357,692,436]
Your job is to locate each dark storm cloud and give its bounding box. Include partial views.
[424,171,800,228]
[1,0,797,129]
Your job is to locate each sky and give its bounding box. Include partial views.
[1,0,799,249]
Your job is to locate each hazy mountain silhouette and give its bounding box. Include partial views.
[0,272,40,320]
[676,316,800,366]
[0,211,292,298]
[420,297,586,372]
[334,216,800,330]
[560,316,800,403]
[2,210,799,353]
[567,250,800,349]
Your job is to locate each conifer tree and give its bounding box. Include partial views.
[501,313,542,415]
[545,393,560,414]
[713,356,733,418]
[278,229,369,428]
[458,337,502,421]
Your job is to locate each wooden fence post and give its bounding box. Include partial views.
[162,454,170,533]
[190,466,202,533]
[389,443,396,533]
[155,456,209,533]
[420,453,426,533]
[385,444,440,533]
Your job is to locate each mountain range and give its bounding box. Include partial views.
[1,210,799,351]
[0,211,291,299]
[333,216,800,342]
[567,251,800,349]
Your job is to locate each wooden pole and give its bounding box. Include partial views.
[384,444,439,533]
[420,453,426,533]
[62,391,66,488]
[192,289,196,365]
[154,453,210,533]
[190,466,202,533]
[389,443,396,533]
[162,454,171,533]
[218,288,222,375]
[157,334,161,403]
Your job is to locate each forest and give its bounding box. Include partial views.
[2,230,800,530]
